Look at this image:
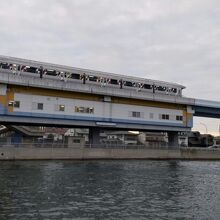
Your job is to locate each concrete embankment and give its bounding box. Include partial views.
[0,147,220,160]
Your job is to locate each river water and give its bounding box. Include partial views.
[0,160,220,220]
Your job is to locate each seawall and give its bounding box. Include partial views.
[0,147,220,160]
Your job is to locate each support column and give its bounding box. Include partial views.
[168,131,179,147]
[89,127,101,146]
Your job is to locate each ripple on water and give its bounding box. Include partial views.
[1,160,220,219]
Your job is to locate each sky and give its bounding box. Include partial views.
[0,0,220,135]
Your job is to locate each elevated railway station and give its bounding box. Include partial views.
[0,55,219,146]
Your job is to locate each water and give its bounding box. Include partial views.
[0,160,220,220]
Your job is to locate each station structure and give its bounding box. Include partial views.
[0,55,219,146]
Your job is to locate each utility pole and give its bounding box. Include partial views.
[200,122,208,134]
[219,125,220,137]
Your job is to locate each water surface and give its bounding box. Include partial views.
[0,160,220,219]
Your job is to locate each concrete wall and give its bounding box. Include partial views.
[1,147,220,160]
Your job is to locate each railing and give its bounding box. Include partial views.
[0,142,181,150]
[1,142,219,151]
[0,142,67,148]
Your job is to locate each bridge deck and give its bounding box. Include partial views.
[194,99,220,118]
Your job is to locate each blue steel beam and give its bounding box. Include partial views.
[194,99,220,118]
[194,106,220,118]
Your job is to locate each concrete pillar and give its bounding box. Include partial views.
[89,127,101,146]
[168,131,179,147]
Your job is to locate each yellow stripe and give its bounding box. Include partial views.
[0,92,15,112]
[0,95,7,107]
[186,112,193,123]
[9,85,187,110]
[7,91,14,112]
[183,110,187,126]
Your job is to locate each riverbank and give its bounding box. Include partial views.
[0,146,220,160]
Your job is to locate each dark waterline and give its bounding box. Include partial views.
[0,160,220,220]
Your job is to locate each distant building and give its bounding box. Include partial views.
[64,128,89,143]
[139,132,168,147]
[212,136,220,147]
[188,131,214,147]
[100,131,139,146]
[0,126,44,145]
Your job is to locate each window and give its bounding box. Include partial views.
[149,113,154,119]
[109,79,118,85]
[75,106,94,114]
[161,114,169,120]
[14,101,20,108]
[37,103,43,110]
[59,105,65,111]
[143,84,152,89]
[8,101,20,108]
[124,81,133,87]
[32,102,43,110]
[8,101,14,107]
[88,75,98,82]
[73,139,80,143]
[54,104,65,111]
[132,111,141,118]
[129,111,144,118]
[176,115,183,121]
[70,73,80,80]
[157,86,166,91]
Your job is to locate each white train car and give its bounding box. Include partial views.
[0,55,185,97]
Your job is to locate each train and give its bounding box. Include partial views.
[0,55,185,97]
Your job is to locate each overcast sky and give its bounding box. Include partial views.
[1,0,220,134]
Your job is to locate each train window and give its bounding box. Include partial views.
[25,66,37,73]
[143,84,152,89]
[23,66,29,72]
[157,86,166,91]
[172,88,177,93]
[88,76,98,82]
[71,73,80,80]
[46,69,57,76]
[124,81,133,87]
[109,79,118,85]
[0,63,10,69]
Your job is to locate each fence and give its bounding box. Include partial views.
[0,141,181,150]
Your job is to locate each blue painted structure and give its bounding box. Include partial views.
[194,99,220,118]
